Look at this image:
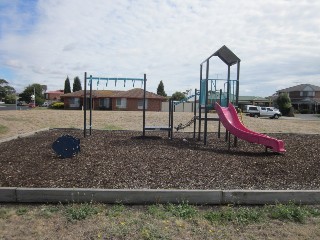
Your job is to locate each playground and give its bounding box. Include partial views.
[1,127,319,190]
[1,45,320,192]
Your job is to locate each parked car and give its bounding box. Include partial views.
[17,101,27,106]
[28,102,36,108]
[245,105,260,118]
[244,105,281,119]
[259,107,282,119]
[41,102,49,107]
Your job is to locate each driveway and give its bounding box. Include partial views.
[294,114,320,120]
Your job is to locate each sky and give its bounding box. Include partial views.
[0,0,319,97]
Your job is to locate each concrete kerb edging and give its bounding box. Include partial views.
[1,188,320,205]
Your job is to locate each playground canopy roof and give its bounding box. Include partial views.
[202,45,241,66]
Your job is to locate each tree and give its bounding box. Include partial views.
[64,76,71,94]
[19,83,45,105]
[276,93,292,116]
[157,80,167,97]
[0,79,16,102]
[73,76,82,92]
[171,91,185,101]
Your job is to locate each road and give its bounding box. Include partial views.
[0,104,30,111]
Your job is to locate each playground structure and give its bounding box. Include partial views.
[82,45,285,153]
[197,45,240,146]
[83,72,173,138]
[174,45,285,153]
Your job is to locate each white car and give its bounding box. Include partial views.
[41,102,49,107]
[259,107,282,119]
[245,105,282,119]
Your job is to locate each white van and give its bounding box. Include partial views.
[244,105,260,117]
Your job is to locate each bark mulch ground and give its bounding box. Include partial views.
[0,129,319,190]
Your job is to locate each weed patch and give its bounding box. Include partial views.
[0,208,10,219]
[106,203,126,217]
[39,205,60,218]
[16,207,28,216]
[204,206,265,225]
[166,202,197,219]
[64,202,99,221]
[0,124,8,134]
[147,204,170,219]
[268,202,310,223]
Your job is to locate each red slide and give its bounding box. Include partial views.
[215,102,286,153]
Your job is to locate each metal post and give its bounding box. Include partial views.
[170,99,174,139]
[236,61,240,106]
[84,72,87,138]
[193,88,197,139]
[89,75,93,136]
[225,65,230,142]
[168,99,171,138]
[171,100,174,138]
[198,64,202,141]
[218,89,222,138]
[226,65,230,105]
[143,74,146,137]
[204,60,209,145]
[234,61,240,147]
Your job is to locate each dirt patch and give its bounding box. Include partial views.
[1,129,319,190]
[0,110,319,141]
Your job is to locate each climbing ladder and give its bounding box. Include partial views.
[175,116,196,131]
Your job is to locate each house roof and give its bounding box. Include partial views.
[61,88,166,100]
[46,90,64,94]
[61,90,115,98]
[277,84,320,92]
[238,96,268,101]
[112,88,166,99]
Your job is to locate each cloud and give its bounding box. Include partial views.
[0,0,319,96]
[4,59,23,69]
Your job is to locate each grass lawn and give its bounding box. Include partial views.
[1,202,320,239]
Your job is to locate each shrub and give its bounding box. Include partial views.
[51,102,64,109]
[276,93,292,116]
[299,109,310,114]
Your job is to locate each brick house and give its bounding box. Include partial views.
[277,84,320,113]
[44,90,64,103]
[61,88,166,111]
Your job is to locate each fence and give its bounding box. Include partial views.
[161,102,198,112]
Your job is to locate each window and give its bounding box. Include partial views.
[116,98,127,108]
[300,91,315,97]
[69,97,80,107]
[100,98,110,108]
[138,99,148,109]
